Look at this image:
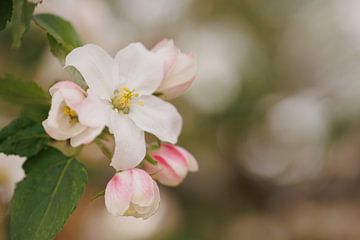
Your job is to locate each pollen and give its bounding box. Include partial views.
[63,106,78,123]
[111,87,140,114]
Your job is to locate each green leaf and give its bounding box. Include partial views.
[145,154,158,165]
[65,66,87,90]
[10,147,88,240]
[0,117,34,142]
[0,74,50,106]
[0,0,12,31]
[0,117,49,157]
[46,34,68,64]
[33,14,82,63]
[10,0,36,48]
[21,104,50,122]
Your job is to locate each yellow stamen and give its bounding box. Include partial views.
[63,106,78,123]
[111,87,141,114]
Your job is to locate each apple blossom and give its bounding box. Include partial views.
[105,168,160,219]
[0,153,26,203]
[42,81,103,147]
[144,143,198,186]
[65,43,182,170]
[152,39,197,100]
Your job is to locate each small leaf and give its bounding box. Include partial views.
[147,141,160,151]
[10,147,88,240]
[65,66,87,90]
[46,34,68,64]
[33,14,81,63]
[0,0,12,31]
[0,117,49,157]
[145,154,158,165]
[91,190,105,201]
[10,0,36,48]
[0,74,50,106]
[95,138,112,160]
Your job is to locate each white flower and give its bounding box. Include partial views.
[42,81,103,147]
[0,154,26,203]
[144,143,198,186]
[105,168,160,219]
[65,43,182,170]
[152,39,197,100]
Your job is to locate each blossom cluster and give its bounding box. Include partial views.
[42,39,198,219]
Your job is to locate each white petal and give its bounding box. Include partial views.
[58,88,85,110]
[113,43,163,95]
[158,53,196,100]
[49,81,86,112]
[0,154,26,203]
[129,95,182,144]
[177,146,199,172]
[43,92,86,140]
[46,91,65,128]
[139,181,160,219]
[49,81,85,96]
[77,89,111,128]
[65,44,114,99]
[152,39,178,74]
[105,172,132,216]
[109,111,146,170]
[42,118,86,141]
[70,126,103,147]
[130,169,155,207]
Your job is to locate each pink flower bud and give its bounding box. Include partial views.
[152,39,197,100]
[105,168,160,219]
[144,143,198,186]
[42,81,103,147]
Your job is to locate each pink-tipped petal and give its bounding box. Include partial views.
[152,39,178,75]
[130,169,155,206]
[157,53,197,100]
[105,172,133,216]
[176,146,199,172]
[145,143,198,186]
[150,155,184,186]
[159,144,188,176]
[58,88,85,110]
[49,81,85,96]
[145,143,188,186]
[159,77,195,101]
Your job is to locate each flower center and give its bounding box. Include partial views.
[63,106,78,123]
[111,87,140,114]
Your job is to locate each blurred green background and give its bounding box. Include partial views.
[2,0,360,239]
